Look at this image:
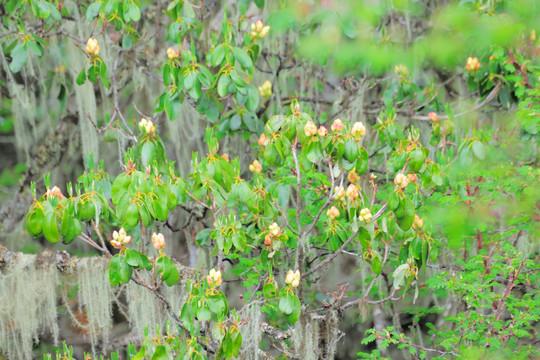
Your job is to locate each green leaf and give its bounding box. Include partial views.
[43,210,60,243]
[86,2,102,21]
[126,203,139,227]
[217,74,231,97]
[25,206,44,236]
[197,305,212,321]
[409,148,425,172]
[344,139,359,162]
[472,141,485,160]
[212,44,226,67]
[140,141,156,166]
[232,47,253,69]
[10,43,27,73]
[151,345,167,360]
[156,255,180,286]
[76,67,87,85]
[122,34,133,50]
[245,85,259,112]
[129,3,141,22]
[306,141,323,163]
[278,292,295,315]
[393,263,409,290]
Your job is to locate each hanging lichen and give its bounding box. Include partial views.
[239,303,261,360]
[0,253,58,360]
[63,1,99,169]
[293,313,319,360]
[77,258,113,355]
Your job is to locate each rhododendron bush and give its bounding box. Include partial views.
[0,0,539,359]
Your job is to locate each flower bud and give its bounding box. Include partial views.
[359,208,372,223]
[351,121,366,137]
[318,126,328,137]
[334,186,345,201]
[413,214,424,230]
[86,37,100,56]
[264,233,273,246]
[428,112,439,122]
[258,80,272,98]
[530,30,536,42]
[47,186,64,200]
[465,57,480,72]
[327,205,340,220]
[346,184,359,201]
[167,46,179,59]
[331,119,343,132]
[207,268,222,287]
[258,133,269,147]
[249,159,263,173]
[285,269,301,288]
[348,169,360,183]
[220,153,230,162]
[394,172,405,186]
[304,121,317,137]
[152,232,166,250]
[269,222,281,237]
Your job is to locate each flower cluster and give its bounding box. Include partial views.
[351,121,366,138]
[318,126,328,137]
[249,159,263,173]
[327,205,340,220]
[139,118,156,135]
[285,269,301,288]
[251,20,270,39]
[359,208,372,222]
[258,80,272,98]
[207,268,222,287]
[151,232,166,250]
[304,121,318,137]
[394,172,417,189]
[331,119,343,132]
[86,37,100,56]
[111,228,131,249]
[264,222,282,247]
[346,184,359,201]
[167,46,179,60]
[258,133,269,147]
[465,56,480,72]
[46,186,64,200]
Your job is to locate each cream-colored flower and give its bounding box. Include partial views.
[258,80,272,98]
[251,19,270,39]
[327,205,340,220]
[152,232,166,250]
[348,169,359,183]
[269,222,281,237]
[394,172,405,186]
[285,269,301,288]
[167,46,179,59]
[111,228,131,248]
[465,57,480,71]
[318,126,328,137]
[304,121,317,137]
[359,208,372,223]
[258,133,269,147]
[86,37,100,56]
[331,119,343,132]
[346,184,359,201]
[249,159,263,173]
[207,268,222,287]
[351,121,366,137]
[334,186,345,201]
